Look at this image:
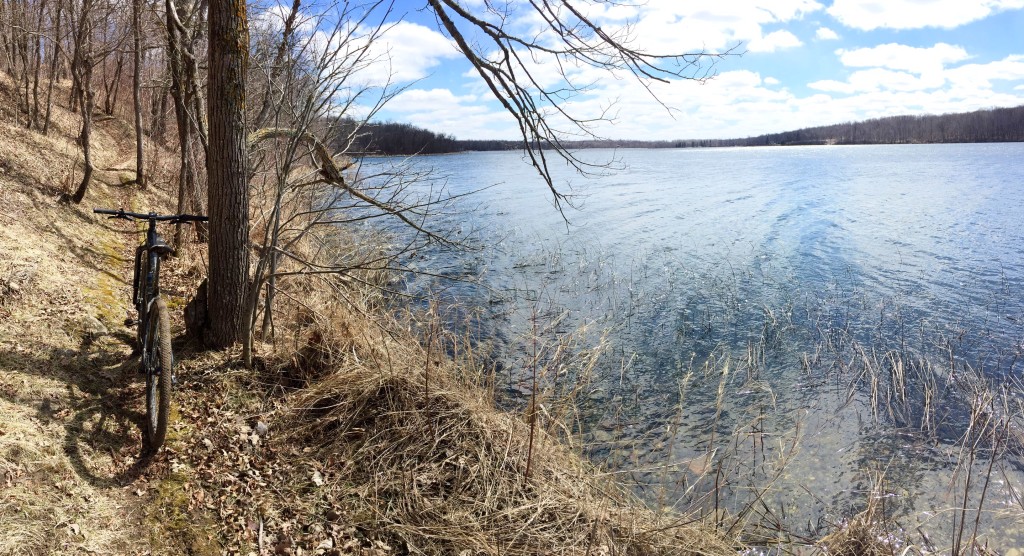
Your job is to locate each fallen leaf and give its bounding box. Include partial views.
[274,537,293,555]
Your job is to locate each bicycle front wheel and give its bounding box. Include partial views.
[143,295,173,453]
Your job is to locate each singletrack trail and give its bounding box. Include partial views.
[0,99,187,554]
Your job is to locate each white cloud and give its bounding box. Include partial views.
[387,89,480,113]
[587,0,823,53]
[748,30,803,52]
[795,49,1024,135]
[810,68,944,93]
[251,3,319,37]
[837,43,970,74]
[649,81,1024,139]
[946,55,1024,89]
[524,70,803,139]
[828,0,1024,31]
[815,26,839,40]
[403,0,825,140]
[444,53,1024,140]
[403,66,1024,140]
[382,88,518,139]
[353,22,461,85]
[368,2,1024,141]
[806,43,972,95]
[806,79,854,94]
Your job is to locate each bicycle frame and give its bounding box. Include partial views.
[94,207,208,454]
[95,207,205,352]
[132,219,166,349]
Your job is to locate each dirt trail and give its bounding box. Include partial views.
[0,86,184,554]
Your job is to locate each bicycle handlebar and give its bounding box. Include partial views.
[94,208,209,224]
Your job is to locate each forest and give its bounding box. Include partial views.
[333,118,461,155]
[353,104,1024,155]
[716,104,1024,146]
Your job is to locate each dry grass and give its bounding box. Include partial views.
[0,70,194,555]
[207,169,741,553]
[152,260,736,554]
[284,300,735,555]
[818,472,901,556]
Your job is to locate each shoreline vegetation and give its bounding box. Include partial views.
[348,104,1024,156]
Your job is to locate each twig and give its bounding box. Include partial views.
[258,514,265,554]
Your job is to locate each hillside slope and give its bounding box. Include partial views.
[0,73,196,554]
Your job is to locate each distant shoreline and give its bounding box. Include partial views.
[358,138,1024,158]
[352,104,1024,156]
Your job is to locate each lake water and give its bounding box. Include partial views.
[358,143,1024,550]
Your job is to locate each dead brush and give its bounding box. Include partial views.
[818,471,901,556]
[244,194,397,360]
[282,305,736,555]
[242,192,399,369]
[273,286,360,386]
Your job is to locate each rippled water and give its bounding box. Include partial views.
[359,143,1024,549]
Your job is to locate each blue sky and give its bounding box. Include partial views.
[338,0,1024,140]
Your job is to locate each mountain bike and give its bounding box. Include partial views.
[94,208,208,454]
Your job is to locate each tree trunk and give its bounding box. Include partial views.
[132,0,145,187]
[103,52,123,115]
[42,0,62,134]
[206,0,250,348]
[0,1,8,72]
[70,0,94,204]
[152,84,168,142]
[167,0,204,244]
[27,0,46,129]
[71,64,94,203]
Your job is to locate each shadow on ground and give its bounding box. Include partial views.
[0,330,157,487]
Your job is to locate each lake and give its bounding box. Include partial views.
[358,143,1024,550]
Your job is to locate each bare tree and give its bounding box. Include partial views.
[166,0,207,245]
[240,0,423,363]
[206,0,250,347]
[131,0,144,186]
[68,0,95,203]
[41,0,65,134]
[68,0,128,203]
[1,0,50,128]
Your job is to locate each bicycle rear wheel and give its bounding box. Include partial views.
[143,295,173,453]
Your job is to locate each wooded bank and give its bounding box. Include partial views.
[356,104,1024,155]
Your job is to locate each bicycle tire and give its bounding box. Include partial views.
[143,295,173,453]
